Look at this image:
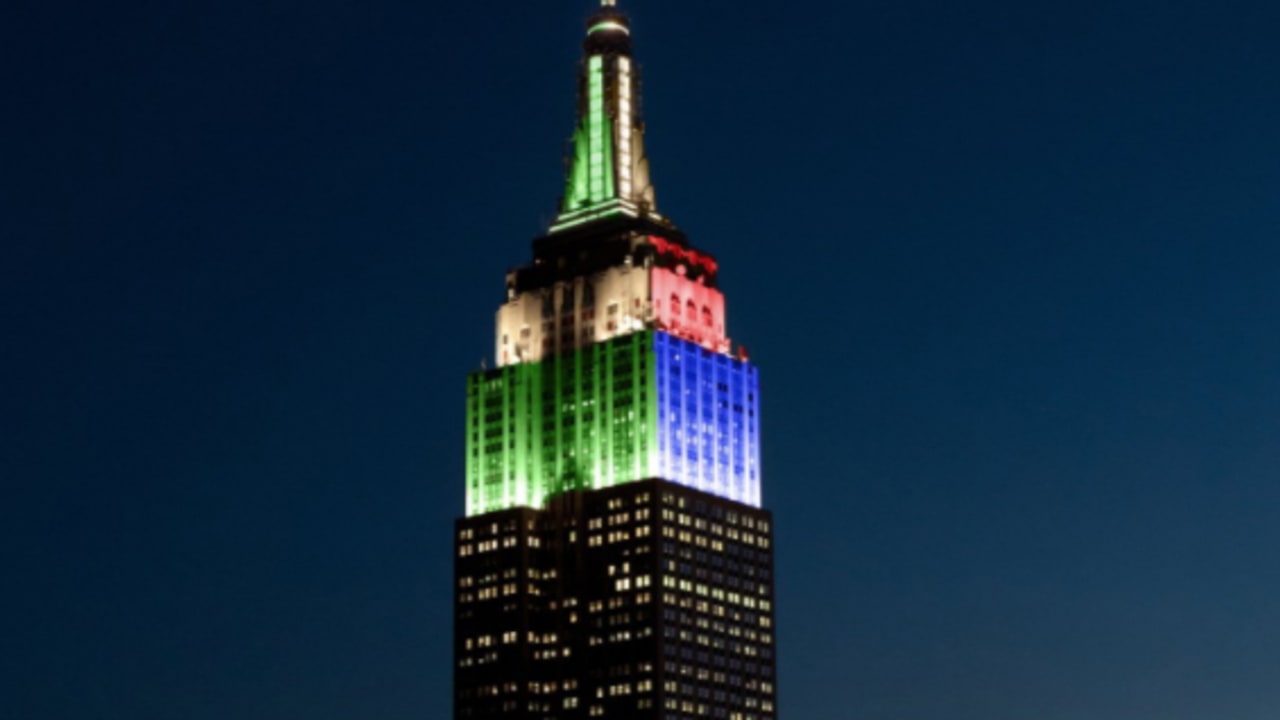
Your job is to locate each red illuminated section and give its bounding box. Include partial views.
[648,237,729,354]
[648,236,719,277]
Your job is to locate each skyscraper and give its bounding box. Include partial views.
[455,3,776,719]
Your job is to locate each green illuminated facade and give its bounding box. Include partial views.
[466,332,657,516]
[564,55,615,210]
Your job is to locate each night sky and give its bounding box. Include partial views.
[5,0,1280,718]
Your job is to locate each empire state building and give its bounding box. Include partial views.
[455,3,777,718]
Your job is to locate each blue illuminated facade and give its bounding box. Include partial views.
[652,331,761,507]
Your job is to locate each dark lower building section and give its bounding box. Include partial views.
[455,479,777,720]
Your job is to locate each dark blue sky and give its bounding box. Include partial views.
[5,1,1279,718]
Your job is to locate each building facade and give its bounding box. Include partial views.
[456,4,776,719]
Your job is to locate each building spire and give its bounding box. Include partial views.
[549,0,659,234]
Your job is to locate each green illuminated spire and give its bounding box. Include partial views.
[551,1,658,233]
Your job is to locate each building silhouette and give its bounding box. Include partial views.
[455,3,776,718]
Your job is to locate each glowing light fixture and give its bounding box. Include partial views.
[588,20,629,35]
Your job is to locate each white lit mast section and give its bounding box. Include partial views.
[617,55,633,201]
[550,3,660,235]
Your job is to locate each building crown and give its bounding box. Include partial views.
[550,1,660,235]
